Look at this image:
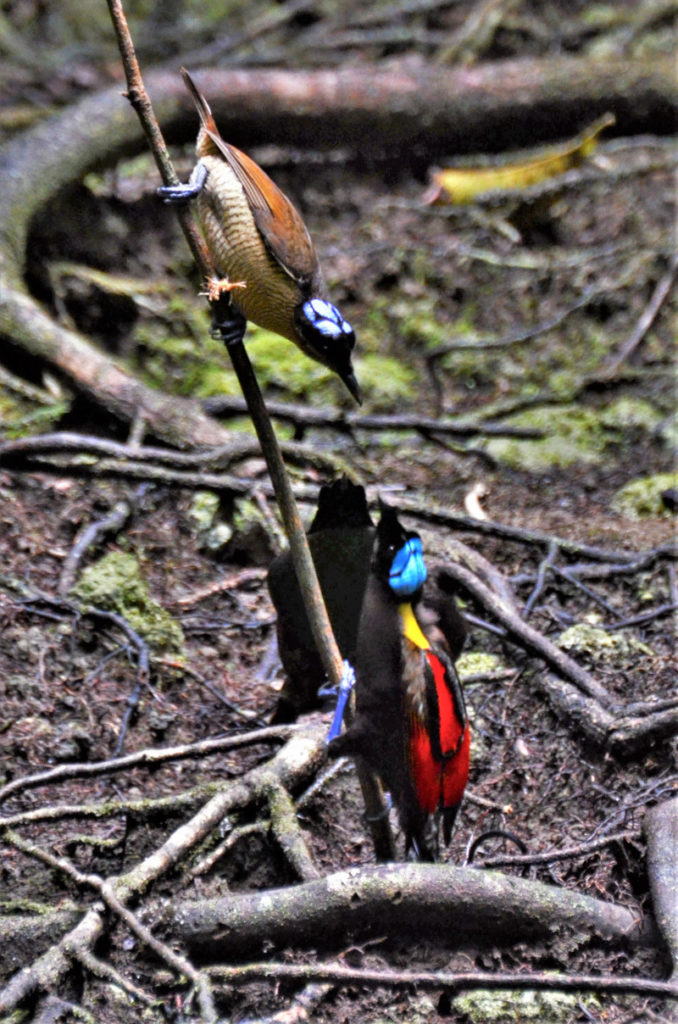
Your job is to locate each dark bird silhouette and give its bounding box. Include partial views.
[267,477,375,722]
[329,501,470,859]
[158,68,360,403]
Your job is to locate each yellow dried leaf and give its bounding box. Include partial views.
[424,113,615,205]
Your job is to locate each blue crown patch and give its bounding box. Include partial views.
[389,536,427,598]
[302,299,354,339]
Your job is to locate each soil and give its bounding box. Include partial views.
[0,3,676,1022]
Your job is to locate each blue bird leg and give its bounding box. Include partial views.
[326,660,356,743]
[157,161,209,204]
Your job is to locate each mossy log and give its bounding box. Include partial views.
[162,861,657,960]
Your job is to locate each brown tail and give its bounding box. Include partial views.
[181,67,218,136]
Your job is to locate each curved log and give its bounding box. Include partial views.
[1,56,675,279]
[182,56,675,159]
[164,861,657,960]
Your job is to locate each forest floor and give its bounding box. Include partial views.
[0,2,676,1022]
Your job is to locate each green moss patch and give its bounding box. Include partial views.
[557,621,651,666]
[484,397,664,471]
[457,651,506,679]
[71,551,184,653]
[611,472,677,519]
[453,988,600,1023]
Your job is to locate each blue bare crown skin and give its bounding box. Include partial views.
[301,299,355,341]
[389,536,427,598]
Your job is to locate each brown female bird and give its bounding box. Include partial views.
[158,68,360,402]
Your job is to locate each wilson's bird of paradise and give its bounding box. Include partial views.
[328,502,470,859]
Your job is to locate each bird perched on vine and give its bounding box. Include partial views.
[157,68,360,402]
[328,501,471,859]
[267,480,467,726]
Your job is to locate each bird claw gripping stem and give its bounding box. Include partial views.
[325,660,356,743]
[209,301,247,347]
[156,162,209,204]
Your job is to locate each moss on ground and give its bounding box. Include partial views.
[71,551,184,653]
[611,472,677,519]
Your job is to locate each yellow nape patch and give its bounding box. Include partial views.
[398,603,430,651]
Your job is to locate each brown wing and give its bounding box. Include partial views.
[204,127,321,290]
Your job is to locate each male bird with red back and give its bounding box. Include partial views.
[158,68,360,403]
[329,501,470,859]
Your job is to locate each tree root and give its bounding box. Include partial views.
[161,860,657,961]
[0,727,325,1016]
[431,540,676,756]
[644,797,678,980]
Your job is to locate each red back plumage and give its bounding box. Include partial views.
[407,650,470,816]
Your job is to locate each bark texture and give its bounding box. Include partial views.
[163,862,656,960]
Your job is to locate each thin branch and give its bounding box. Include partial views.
[0,431,258,466]
[401,496,677,565]
[156,659,270,726]
[172,568,268,609]
[424,292,604,361]
[522,540,558,619]
[186,821,266,881]
[603,602,677,631]
[0,431,344,478]
[202,397,544,440]
[512,547,672,585]
[0,726,293,804]
[71,947,157,1009]
[208,961,678,1000]
[475,830,640,870]
[600,254,677,379]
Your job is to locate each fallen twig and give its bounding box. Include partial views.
[58,486,147,596]
[600,254,677,379]
[0,726,293,805]
[208,960,677,1000]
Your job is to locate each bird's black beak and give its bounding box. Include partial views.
[343,369,362,405]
